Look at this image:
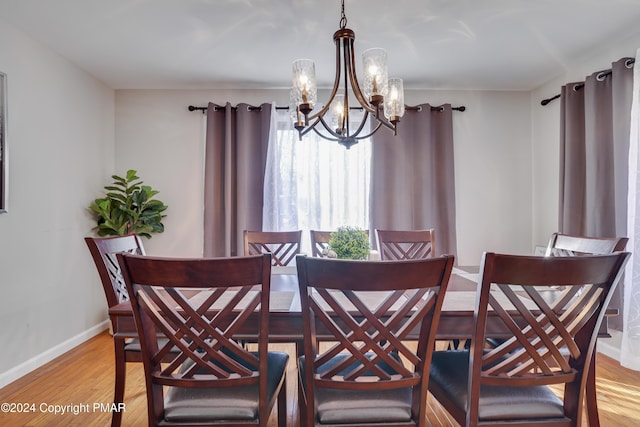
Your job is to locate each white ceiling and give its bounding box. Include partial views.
[1,0,640,91]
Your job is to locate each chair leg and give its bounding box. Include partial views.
[278,373,287,427]
[294,340,307,426]
[298,377,315,427]
[586,349,600,427]
[112,338,126,427]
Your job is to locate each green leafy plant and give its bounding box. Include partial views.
[329,226,370,260]
[89,170,168,238]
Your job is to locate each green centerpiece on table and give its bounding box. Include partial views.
[89,169,168,238]
[328,226,370,260]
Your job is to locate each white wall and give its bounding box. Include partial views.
[115,89,533,266]
[114,89,292,258]
[0,19,114,386]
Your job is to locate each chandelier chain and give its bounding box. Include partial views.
[339,0,347,29]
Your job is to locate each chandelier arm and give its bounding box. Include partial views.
[347,110,370,137]
[310,119,376,143]
[305,31,344,123]
[299,116,324,138]
[345,35,375,114]
[301,114,345,141]
[317,115,345,139]
[342,36,351,137]
[352,121,384,140]
[321,108,374,142]
[304,114,374,143]
[311,126,340,143]
[367,104,396,132]
[301,110,391,142]
[373,112,396,132]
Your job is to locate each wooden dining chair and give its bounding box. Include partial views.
[485,233,629,419]
[545,232,628,256]
[544,232,628,424]
[296,254,455,427]
[376,229,436,260]
[244,230,302,266]
[309,230,333,257]
[428,251,629,427]
[117,253,288,427]
[85,234,147,427]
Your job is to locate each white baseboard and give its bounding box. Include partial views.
[597,329,622,361]
[0,320,110,389]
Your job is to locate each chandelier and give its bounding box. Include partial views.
[290,0,404,149]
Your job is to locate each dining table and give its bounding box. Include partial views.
[109,264,614,341]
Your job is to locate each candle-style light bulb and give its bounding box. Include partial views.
[369,65,379,94]
[331,95,346,134]
[299,74,309,103]
[384,78,405,124]
[335,101,345,133]
[362,48,388,106]
[390,86,398,101]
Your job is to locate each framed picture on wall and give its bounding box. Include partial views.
[0,71,6,213]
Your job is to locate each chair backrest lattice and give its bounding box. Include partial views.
[85,235,146,307]
[472,253,629,392]
[244,230,301,266]
[545,232,628,257]
[377,229,436,260]
[310,287,433,385]
[296,255,454,421]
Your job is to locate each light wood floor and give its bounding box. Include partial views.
[0,331,639,426]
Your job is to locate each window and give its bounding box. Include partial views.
[263,108,371,253]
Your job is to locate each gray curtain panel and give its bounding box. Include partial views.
[370,104,457,257]
[203,102,272,257]
[559,57,634,329]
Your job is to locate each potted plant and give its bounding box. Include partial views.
[328,226,370,260]
[89,170,168,238]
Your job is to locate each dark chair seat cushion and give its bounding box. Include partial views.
[163,351,288,422]
[299,353,412,424]
[124,338,182,359]
[124,337,175,352]
[429,350,565,421]
[123,338,143,352]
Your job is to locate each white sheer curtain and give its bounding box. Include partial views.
[263,106,371,253]
[622,49,640,370]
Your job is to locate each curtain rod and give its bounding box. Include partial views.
[188,104,466,113]
[541,58,635,106]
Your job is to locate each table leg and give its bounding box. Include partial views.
[111,338,126,427]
